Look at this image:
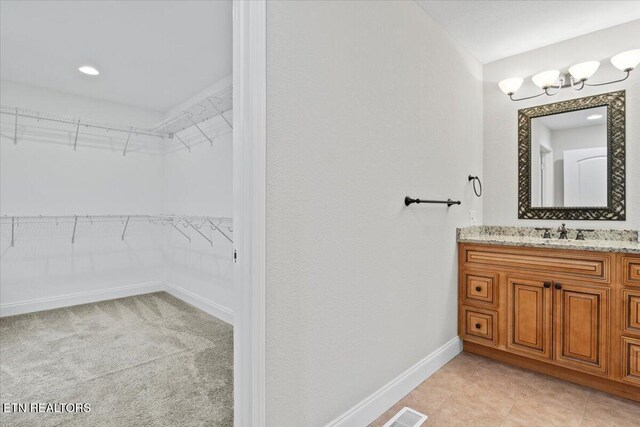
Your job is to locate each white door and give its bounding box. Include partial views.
[563,147,607,207]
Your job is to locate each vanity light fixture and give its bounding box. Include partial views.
[78,65,100,76]
[587,114,603,120]
[499,49,639,101]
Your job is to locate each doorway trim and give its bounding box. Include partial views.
[232,0,267,426]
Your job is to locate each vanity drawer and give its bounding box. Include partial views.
[463,246,610,283]
[621,337,640,386]
[623,289,640,336]
[462,271,498,307]
[461,306,498,346]
[622,256,640,287]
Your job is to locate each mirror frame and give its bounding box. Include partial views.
[518,90,626,220]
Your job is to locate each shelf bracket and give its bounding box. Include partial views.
[14,108,18,145]
[11,217,15,247]
[184,112,214,146]
[208,220,233,243]
[71,216,78,243]
[209,99,233,130]
[73,120,80,151]
[121,216,130,240]
[172,132,191,152]
[123,127,133,156]
[188,223,213,246]
[169,222,191,243]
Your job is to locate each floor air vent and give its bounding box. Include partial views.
[382,407,428,427]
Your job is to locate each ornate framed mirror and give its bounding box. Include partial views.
[518,90,625,220]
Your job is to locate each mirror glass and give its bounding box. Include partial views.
[530,106,607,208]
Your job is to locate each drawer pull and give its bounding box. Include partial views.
[475,286,482,292]
[475,323,481,329]
[544,282,551,288]
[555,283,562,290]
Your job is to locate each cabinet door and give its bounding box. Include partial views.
[621,337,640,386]
[553,282,609,376]
[506,277,553,361]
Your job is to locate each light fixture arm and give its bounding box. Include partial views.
[568,76,586,91]
[509,91,546,102]
[585,70,631,87]
[543,77,565,96]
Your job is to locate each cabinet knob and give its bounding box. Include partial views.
[554,283,562,290]
[543,282,551,288]
[475,323,481,329]
[475,286,482,292]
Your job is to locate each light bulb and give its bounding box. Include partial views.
[532,70,560,89]
[611,49,640,72]
[498,77,523,95]
[569,61,600,81]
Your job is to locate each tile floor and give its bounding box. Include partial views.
[371,352,640,427]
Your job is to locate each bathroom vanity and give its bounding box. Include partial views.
[457,226,640,402]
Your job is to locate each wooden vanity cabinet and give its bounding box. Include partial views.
[459,244,640,402]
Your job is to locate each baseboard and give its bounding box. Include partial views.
[326,336,463,427]
[0,280,234,325]
[0,281,165,317]
[164,281,233,325]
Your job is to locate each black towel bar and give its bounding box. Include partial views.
[404,196,461,207]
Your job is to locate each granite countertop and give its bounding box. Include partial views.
[457,226,640,254]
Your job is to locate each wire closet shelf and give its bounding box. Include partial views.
[1,215,233,247]
[0,84,232,153]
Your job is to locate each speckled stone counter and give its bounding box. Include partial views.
[457,226,640,254]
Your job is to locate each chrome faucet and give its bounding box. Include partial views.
[557,223,568,240]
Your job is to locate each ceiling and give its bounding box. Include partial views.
[537,106,607,130]
[417,1,640,64]
[0,0,232,112]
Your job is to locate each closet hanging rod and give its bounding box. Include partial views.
[404,196,461,207]
[1,215,233,247]
[1,85,231,152]
[0,214,233,226]
[0,107,164,139]
[0,214,158,224]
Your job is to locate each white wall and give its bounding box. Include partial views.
[549,124,607,206]
[266,1,483,425]
[0,79,234,319]
[162,77,234,317]
[530,120,551,207]
[0,81,166,308]
[0,82,165,215]
[483,20,640,229]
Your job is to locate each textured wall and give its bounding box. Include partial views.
[266,1,483,425]
[483,20,640,229]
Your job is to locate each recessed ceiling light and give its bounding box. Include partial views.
[587,114,602,120]
[78,65,99,76]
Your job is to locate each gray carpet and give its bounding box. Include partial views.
[0,292,233,426]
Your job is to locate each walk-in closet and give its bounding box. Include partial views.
[0,1,234,425]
